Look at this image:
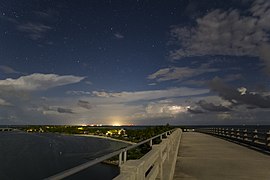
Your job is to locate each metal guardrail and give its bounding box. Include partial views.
[44,129,175,180]
[195,127,270,151]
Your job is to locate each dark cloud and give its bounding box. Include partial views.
[209,77,270,108]
[57,107,74,114]
[40,105,74,114]
[187,107,204,114]
[77,100,92,109]
[148,64,219,82]
[197,100,231,112]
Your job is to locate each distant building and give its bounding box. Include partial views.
[118,128,126,135]
[106,128,126,136]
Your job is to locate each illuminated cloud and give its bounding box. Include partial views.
[145,101,190,118]
[238,87,247,95]
[0,73,85,91]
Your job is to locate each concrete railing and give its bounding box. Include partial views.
[196,127,270,151]
[44,128,180,180]
[113,128,182,180]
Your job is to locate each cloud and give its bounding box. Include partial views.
[77,100,92,109]
[148,64,218,82]
[66,91,92,95]
[0,73,85,91]
[217,112,232,120]
[38,105,74,114]
[0,65,21,74]
[92,87,209,102]
[237,87,247,95]
[92,91,112,98]
[223,74,244,82]
[57,107,74,114]
[169,0,270,71]
[187,107,204,114]
[145,101,190,118]
[197,100,231,112]
[85,81,92,85]
[17,22,52,40]
[114,33,124,39]
[259,43,270,74]
[180,73,243,87]
[0,98,12,106]
[209,77,270,108]
[1,13,53,41]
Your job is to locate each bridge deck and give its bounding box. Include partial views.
[173,132,270,180]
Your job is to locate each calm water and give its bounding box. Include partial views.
[0,131,128,180]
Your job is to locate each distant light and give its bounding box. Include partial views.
[168,105,188,114]
[112,123,121,126]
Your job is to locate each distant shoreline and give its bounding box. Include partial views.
[73,134,136,145]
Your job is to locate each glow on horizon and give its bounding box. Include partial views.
[112,122,121,126]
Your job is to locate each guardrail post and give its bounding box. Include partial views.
[266,130,270,149]
[160,135,162,140]
[218,128,221,135]
[236,129,240,139]
[243,129,248,141]
[123,151,127,163]
[222,128,225,136]
[225,128,229,137]
[252,129,258,143]
[149,139,153,147]
[231,128,235,138]
[119,152,122,166]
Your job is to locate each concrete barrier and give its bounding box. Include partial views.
[196,127,270,151]
[113,128,182,180]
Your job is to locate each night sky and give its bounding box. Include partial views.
[1,0,270,125]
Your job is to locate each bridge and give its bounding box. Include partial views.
[0,128,17,131]
[45,127,270,180]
